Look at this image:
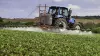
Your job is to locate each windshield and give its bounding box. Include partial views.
[48,7,58,14]
[48,7,68,16]
[59,8,68,16]
[49,8,56,14]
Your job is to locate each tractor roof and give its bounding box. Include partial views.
[50,6,68,9]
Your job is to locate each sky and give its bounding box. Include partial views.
[0,0,100,18]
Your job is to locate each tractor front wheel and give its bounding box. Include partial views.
[74,22,84,30]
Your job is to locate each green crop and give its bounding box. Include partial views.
[0,30,100,56]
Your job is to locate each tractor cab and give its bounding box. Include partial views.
[48,6,71,19]
[47,6,74,26]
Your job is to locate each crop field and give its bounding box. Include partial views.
[0,30,100,56]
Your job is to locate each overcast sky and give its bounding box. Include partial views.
[0,0,100,18]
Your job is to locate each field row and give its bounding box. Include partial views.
[0,30,100,56]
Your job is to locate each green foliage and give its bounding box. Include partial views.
[0,17,4,26]
[83,23,100,32]
[25,22,34,26]
[83,22,96,30]
[72,16,100,19]
[0,30,100,56]
[0,21,35,27]
[92,27,100,33]
[96,23,100,27]
[0,17,3,22]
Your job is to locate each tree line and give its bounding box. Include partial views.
[72,15,100,19]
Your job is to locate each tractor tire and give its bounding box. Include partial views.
[74,22,84,30]
[54,18,68,30]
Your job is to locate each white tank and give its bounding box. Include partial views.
[40,13,52,25]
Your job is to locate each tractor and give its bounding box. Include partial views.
[39,6,83,30]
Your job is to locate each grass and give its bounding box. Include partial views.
[0,30,100,56]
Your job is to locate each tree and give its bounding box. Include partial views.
[0,17,3,22]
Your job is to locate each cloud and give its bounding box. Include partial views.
[33,12,39,17]
[85,0,100,5]
[67,4,81,10]
[27,9,39,18]
[53,0,64,2]
[0,9,7,13]
[19,10,25,12]
[72,7,100,16]
[0,0,100,18]
[83,8,100,16]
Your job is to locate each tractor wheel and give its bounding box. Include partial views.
[74,22,84,30]
[54,18,68,30]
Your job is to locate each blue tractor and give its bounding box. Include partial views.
[40,6,83,30]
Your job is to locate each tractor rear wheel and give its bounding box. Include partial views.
[54,18,68,30]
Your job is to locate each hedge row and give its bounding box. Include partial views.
[1,21,100,33]
[0,22,37,27]
[83,22,100,29]
[91,27,100,33]
[83,22,100,33]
